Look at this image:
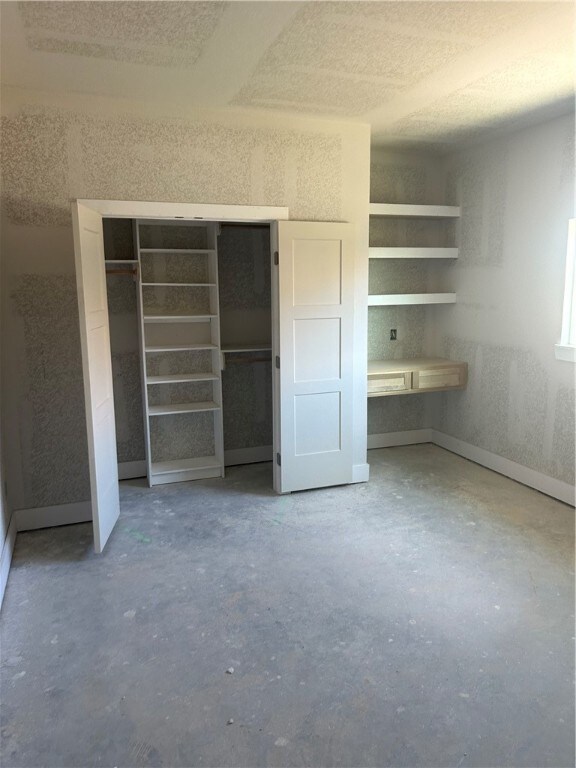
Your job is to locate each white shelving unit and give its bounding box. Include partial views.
[368,202,465,397]
[136,220,225,486]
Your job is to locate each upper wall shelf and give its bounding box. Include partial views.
[369,247,458,260]
[369,204,460,218]
[368,293,456,306]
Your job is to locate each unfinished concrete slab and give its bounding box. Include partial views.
[1,445,574,767]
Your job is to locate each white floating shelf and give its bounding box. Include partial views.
[369,247,458,260]
[141,282,215,287]
[145,343,218,353]
[368,293,456,306]
[143,315,216,323]
[221,343,272,353]
[147,373,218,385]
[139,248,215,254]
[148,401,220,416]
[369,204,460,218]
[151,456,220,476]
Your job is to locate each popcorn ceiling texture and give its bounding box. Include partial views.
[20,1,227,70]
[231,2,489,115]
[1,105,342,227]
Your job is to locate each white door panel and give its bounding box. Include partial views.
[275,221,355,493]
[72,202,120,552]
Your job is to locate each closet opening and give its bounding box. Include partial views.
[103,217,273,489]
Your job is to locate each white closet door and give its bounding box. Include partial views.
[275,221,355,493]
[72,202,120,552]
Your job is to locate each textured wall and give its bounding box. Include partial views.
[1,91,369,512]
[431,114,575,485]
[104,218,146,467]
[219,225,273,452]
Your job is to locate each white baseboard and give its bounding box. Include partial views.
[367,428,573,506]
[432,431,575,507]
[118,460,147,480]
[368,429,433,449]
[14,501,92,532]
[0,516,17,609]
[225,445,273,467]
[352,463,370,483]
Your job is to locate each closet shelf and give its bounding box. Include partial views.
[221,343,272,353]
[368,293,456,306]
[369,204,460,218]
[146,373,218,385]
[141,282,216,287]
[143,315,217,323]
[145,343,218,353]
[369,247,458,260]
[139,248,216,255]
[105,259,138,264]
[148,401,220,416]
[151,456,220,476]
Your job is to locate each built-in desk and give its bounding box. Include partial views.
[368,358,468,397]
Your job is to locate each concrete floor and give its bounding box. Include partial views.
[1,445,574,768]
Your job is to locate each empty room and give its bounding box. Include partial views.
[0,2,574,767]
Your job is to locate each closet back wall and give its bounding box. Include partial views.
[0,89,370,524]
[104,219,146,473]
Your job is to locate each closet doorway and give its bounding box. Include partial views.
[72,200,357,552]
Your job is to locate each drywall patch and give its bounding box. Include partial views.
[11,275,90,507]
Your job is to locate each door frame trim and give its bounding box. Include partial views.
[74,198,289,521]
[77,199,289,223]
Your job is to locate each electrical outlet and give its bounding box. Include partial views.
[390,329,397,340]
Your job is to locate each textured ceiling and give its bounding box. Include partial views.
[1,1,574,149]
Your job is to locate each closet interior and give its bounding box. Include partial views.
[103,218,273,487]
